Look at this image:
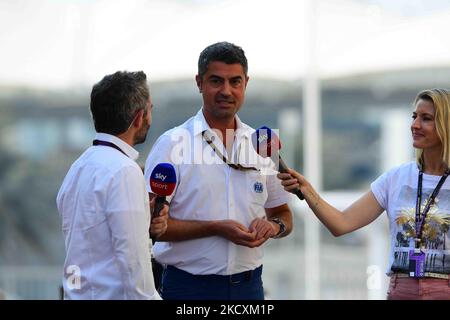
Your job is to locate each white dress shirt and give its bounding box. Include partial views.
[144,109,289,275]
[56,133,161,300]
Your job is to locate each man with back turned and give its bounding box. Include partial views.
[57,71,167,299]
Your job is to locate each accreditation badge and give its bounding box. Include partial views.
[409,248,425,277]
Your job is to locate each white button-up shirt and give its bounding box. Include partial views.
[144,109,289,275]
[57,133,160,300]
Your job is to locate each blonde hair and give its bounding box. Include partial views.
[414,88,450,170]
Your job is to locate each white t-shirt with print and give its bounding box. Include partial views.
[371,161,450,275]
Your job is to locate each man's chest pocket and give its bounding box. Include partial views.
[246,171,268,207]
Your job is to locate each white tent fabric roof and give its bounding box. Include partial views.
[1,0,450,88]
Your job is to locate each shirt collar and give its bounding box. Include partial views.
[192,108,252,141]
[94,133,139,160]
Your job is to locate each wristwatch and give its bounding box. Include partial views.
[270,218,286,239]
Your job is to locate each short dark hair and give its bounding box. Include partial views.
[90,71,149,135]
[197,42,248,78]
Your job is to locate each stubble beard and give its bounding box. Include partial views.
[134,122,150,145]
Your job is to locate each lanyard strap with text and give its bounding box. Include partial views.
[415,169,449,248]
[92,139,128,157]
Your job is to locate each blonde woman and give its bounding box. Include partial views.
[278,88,450,300]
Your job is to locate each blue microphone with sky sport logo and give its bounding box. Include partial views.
[251,126,304,200]
[149,163,177,218]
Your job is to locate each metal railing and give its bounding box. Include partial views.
[0,266,62,300]
[0,244,388,300]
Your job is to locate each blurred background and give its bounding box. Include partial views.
[1,0,450,299]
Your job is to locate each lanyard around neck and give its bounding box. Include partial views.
[93,139,128,157]
[201,131,259,172]
[414,169,449,247]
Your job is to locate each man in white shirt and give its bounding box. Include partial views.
[57,71,167,300]
[144,42,293,300]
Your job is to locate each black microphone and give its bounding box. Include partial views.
[251,126,304,200]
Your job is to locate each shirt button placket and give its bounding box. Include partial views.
[227,166,235,274]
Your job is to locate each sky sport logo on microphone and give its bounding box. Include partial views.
[251,125,281,160]
[155,173,167,181]
[150,163,176,196]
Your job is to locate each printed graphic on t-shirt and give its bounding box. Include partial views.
[391,186,450,273]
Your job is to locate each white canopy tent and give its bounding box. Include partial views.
[1,0,450,88]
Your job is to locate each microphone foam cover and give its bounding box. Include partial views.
[149,163,176,196]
